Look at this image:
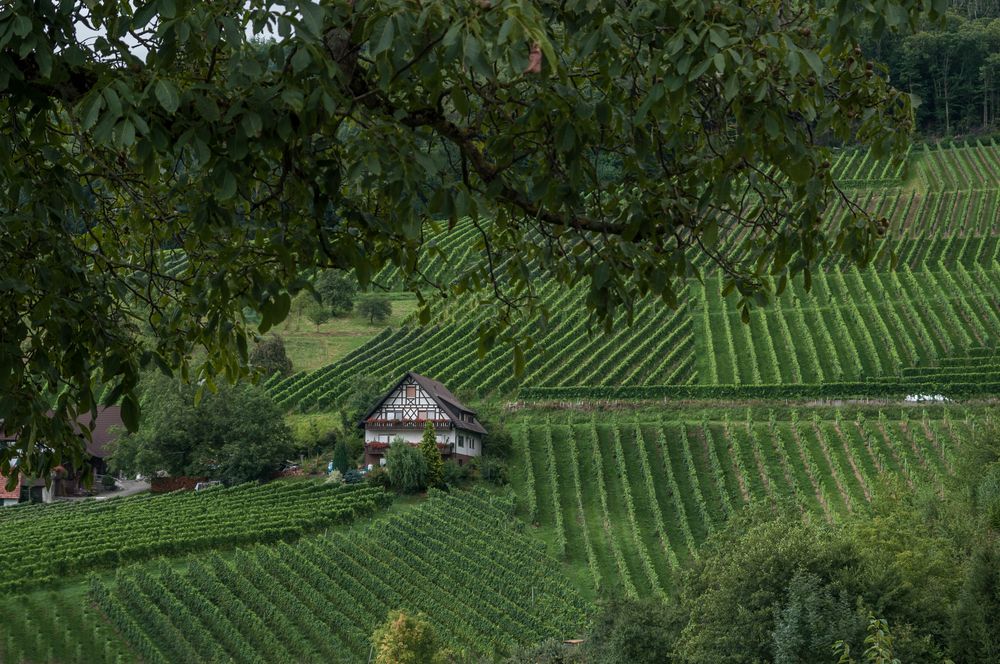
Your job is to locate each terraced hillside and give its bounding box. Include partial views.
[89,489,589,664]
[265,142,1000,411]
[509,408,972,600]
[0,481,390,593]
[267,263,1000,407]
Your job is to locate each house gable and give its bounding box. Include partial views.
[366,375,449,424]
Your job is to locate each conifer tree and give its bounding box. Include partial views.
[419,421,444,489]
[332,439,349,474]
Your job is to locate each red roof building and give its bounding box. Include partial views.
[0,474,22,504]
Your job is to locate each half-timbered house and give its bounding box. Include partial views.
[360,372,487,466]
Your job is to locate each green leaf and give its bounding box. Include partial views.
[217,170,237,201]
[299,2,325,37]
[121,393,140,432]
[154,80,180,113]
[513,344,525,376]
[556,123,576,153]
[595,101,612,127]
[103,89,123,120]
[802,49,823,77]
[12,16,31,38]
[291,47,311,74]
[132,2,158,29]
[373,17,394,56]
[80,94,104,131]
[194,94,220,122]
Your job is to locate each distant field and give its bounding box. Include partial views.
[508,407,972,600]
[90,489,589,663]
[270,292,418,373]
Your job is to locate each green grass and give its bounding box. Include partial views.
[273,293,418,373]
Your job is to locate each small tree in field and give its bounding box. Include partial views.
[304,299,332,328]
[419,421,444,489]
[357,296,392,325]
[315,269,358,317]
[248,335,293,378]
[372,611,449,664]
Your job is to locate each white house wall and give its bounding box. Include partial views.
[365,429,451,446]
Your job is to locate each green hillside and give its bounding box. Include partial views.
[508,407,972,600]
[265,142,1000,412]
[88,489,589,663]
[0,481,390,593]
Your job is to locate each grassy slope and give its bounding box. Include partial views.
[273,293,418,373]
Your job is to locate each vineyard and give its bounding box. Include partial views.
[87,488,590,663]
[0,589,137,664]
[266,263,1000,408]
[0,481,390,593]
[508,408,972,600]
[258,141,1000,412]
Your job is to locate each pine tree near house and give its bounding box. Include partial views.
[419,421,444,489]
[332,439,349,474]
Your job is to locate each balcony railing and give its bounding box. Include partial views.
[365,442,453,454]
[365,418,451,430]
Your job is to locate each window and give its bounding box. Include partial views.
[458,436,464,448]
[470,437,476,450]
[418,410,429,420]
[405,385,416,399]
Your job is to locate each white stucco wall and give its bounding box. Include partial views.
[365,429,451,446]
[364,427,483,457]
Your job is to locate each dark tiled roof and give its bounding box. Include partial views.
[361,372,488,435]
[0,406,123,459]
[81,406,124,459]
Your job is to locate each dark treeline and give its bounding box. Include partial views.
[865,3,1000,136]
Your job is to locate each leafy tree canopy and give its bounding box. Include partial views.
[110,373,296,484]
[385,438,428,493]
[372,611,456,664]
[315,268,358,316]
[358,295,393,325]
[248,334,293,378]
[0,0,944,473]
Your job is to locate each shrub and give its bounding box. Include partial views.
[372,611,441,664]
[481,419,514,459]
[332,439,350,473]
[585,597,677,664]
[344,469,364,484]
[505,638,586,663]
[367,465,391,489]
[478,457,509,486]
[315,269,357,316]
[249,334,293,377]
[304,298,331,327]
[419,421,444,488]
[101,475,117,490]
[442,460,469,487]
[386,440,428,493]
